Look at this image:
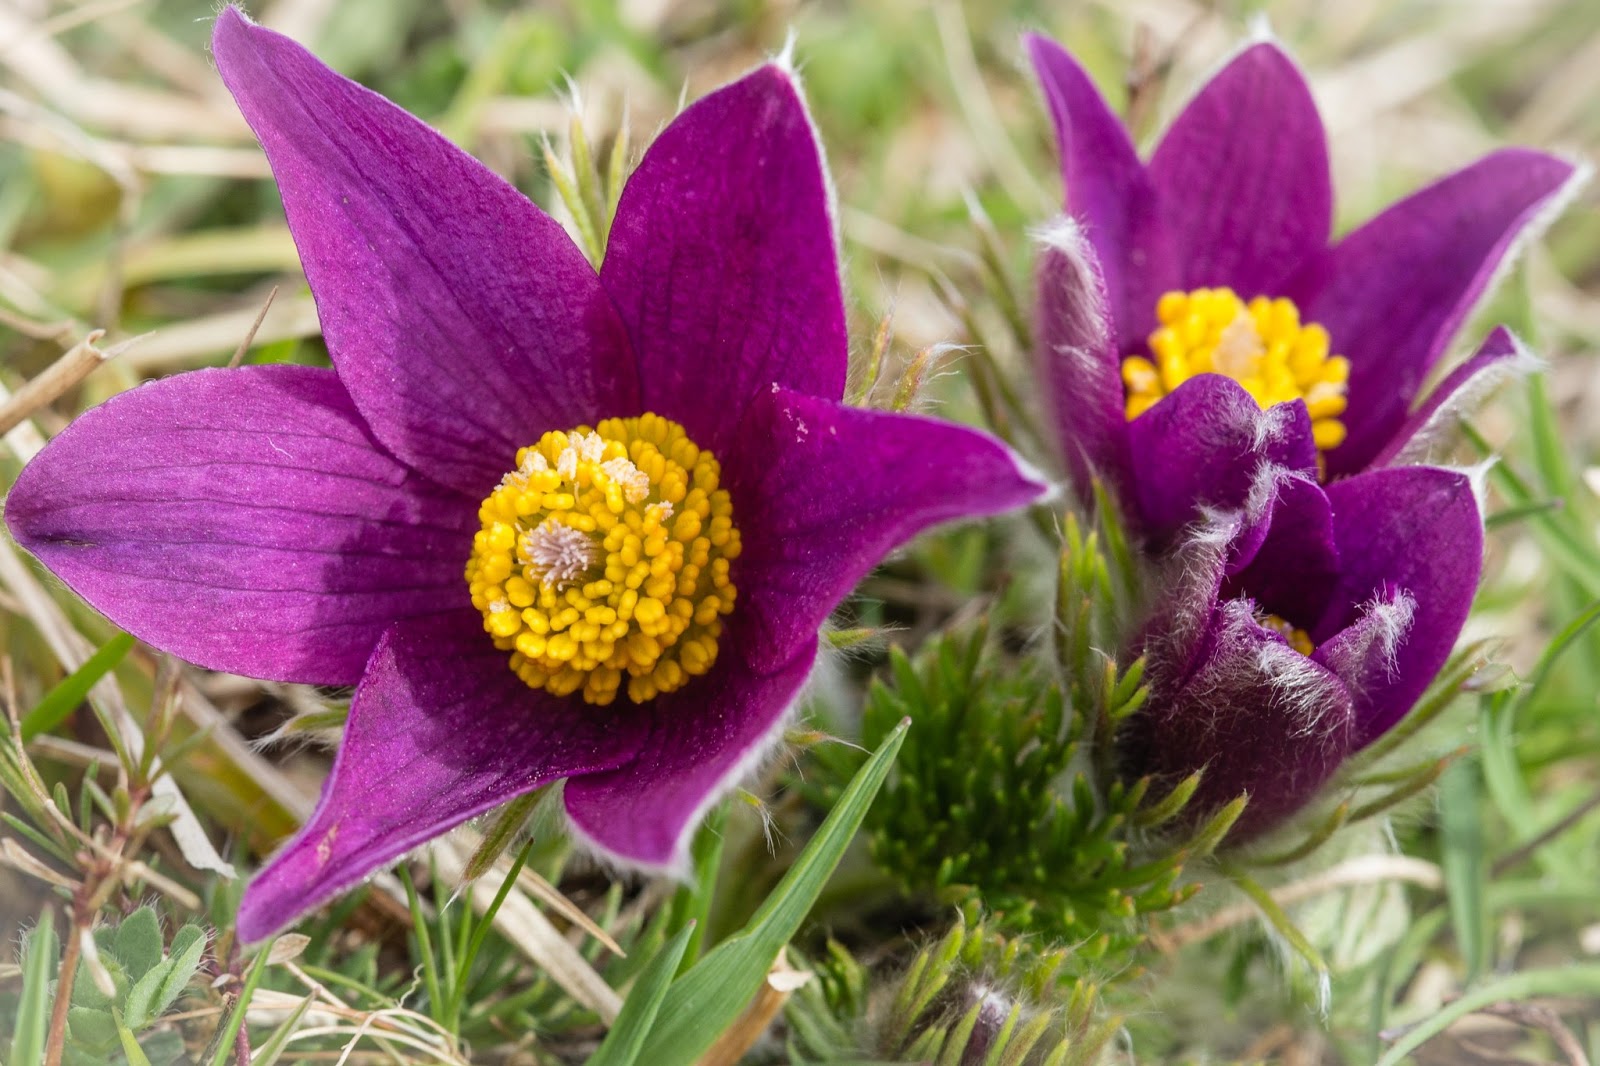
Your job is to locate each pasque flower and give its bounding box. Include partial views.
[1026,32,1583,547]
[4,8,1047,939]
[1020,33,1583,836]
[1119,462,1483,837]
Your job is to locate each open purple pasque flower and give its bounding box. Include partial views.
[4,8,1047,940]
[1121,461,1483,837]
[1026,31,1583,547]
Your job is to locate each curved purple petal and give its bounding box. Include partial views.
[1297,149,1581,476]
[728,388,1050,674]
[600,64,846,453]
[1124,598,1355,839]
[1034,218,1131,498]
[1135,515,1241,696]
[1148,42,1331,298]
[212,7,638,497]
[1313,589,1416,719]
[563,643,815,873]
[1224,473,1341,626]
[1319,467,1483,746]
[5,366,474,686]
[1371,327,1533,469]
[1025,33,1177,345]
[1125,375,1317,549]
[237,610,644,941]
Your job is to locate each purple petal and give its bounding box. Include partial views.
[1296,149,1582,476]
[1125,598,1355,839]
[1370,327,1533,468]
[1125,375,1317,549]
[237,611,643,941]
[728,388,1049,675]
[563,644,815,872]
[213,8,637,497]
[1319,467,1483,746]
[1224,473,1341,626]
[1034,218,1131,498]
[5,367,474,686]
[600,65,846,453]
[1148,42,1331,298]
[1025,34,1177,345]
[1313,589,1417,718]
[1141,517,1232,679]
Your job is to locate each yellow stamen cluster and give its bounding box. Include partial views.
[1260,613,1315,657]
[466,413,740,706]
[1123,287,1351,452]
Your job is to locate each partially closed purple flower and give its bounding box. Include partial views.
[4,9,1047,939]
[1021,33,1571,834]
[1027,32,1582,547]
[1120,464,1483,837]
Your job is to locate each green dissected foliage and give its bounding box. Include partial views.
[784,906,1120,1066]
[809,615,1236,964]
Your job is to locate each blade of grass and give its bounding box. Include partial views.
[664,801,725,972]
[11,907,57,1066]
[1513,598,1600,714]
[1438,757,1488,981]
[247,991,317,1066]
[587,922,697,1066]
[639,718,909,1066]
[1463,422,1600,594]
[1376,965,1600,1066]
[20,631,135,741]
[447,838,536,1027]
[398,865,446,1027]
[209,940,273,1066]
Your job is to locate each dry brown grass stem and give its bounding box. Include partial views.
[695,950,810,1066]
[123,293,322,370]
[0,329,140,435]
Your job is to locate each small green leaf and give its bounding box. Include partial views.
[66,1005,119,1050]
[114,906,165,982]
[1131,772,1200,829]
[160,926,208,1001]
[123,964,166,1032]
[72,941,126,1010]
[20,631,135,741]
[587,922,697,1066]
[640,719,909,1066]
[123,924,205,1031]
[12,909,59,1066]
[1225,867,1326,981]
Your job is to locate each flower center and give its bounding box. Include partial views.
[465,413,741,706]
[1122,288,1351,452]
[1259,612,1314,656]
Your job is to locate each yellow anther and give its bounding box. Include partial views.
[1126,288,1350,455]
[465,414,741,706]
[1259,613,1315,657]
